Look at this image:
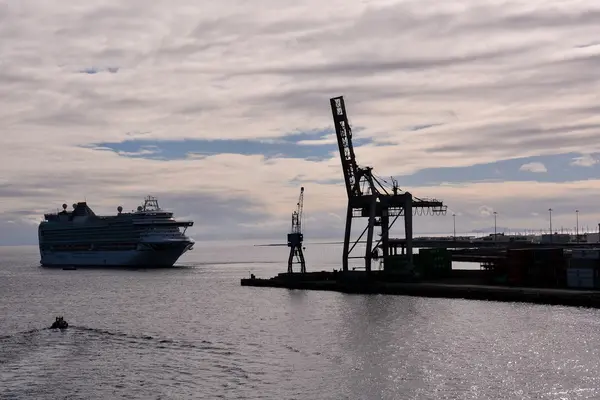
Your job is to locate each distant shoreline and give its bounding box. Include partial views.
[254,241,344,247]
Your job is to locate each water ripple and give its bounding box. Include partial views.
[3,244,600,399]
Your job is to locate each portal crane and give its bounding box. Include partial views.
[330,96,447,272]
[287,187,306,273]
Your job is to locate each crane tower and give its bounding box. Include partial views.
[287,187,306,273]
[330,96,447,272]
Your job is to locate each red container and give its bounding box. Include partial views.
[504,248,567,287]
[506,250,529,286]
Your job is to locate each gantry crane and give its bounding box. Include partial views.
[287,187,306,273]
[330,96,447,272]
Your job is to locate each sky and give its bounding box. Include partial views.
[2,0,600,245]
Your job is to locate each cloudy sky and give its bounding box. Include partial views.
[2,0,600,245]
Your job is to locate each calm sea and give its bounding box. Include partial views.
[1,241,600,399]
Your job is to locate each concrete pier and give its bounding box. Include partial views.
[241,271,600,309]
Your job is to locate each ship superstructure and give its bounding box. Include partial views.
[38,196,194,267]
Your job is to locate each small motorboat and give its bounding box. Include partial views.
[50,316,68,330]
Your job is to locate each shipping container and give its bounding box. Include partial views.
[567,253,600,289]
[571,248,600,260]
[506,249,526,286]
[567,268,595,289]
[506,248,566,287]
[569,258,599,269]
[383,255,411,272]
[416,248,452,278]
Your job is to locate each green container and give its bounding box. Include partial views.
[416,248,452,278]
[383,255,411,272]
[384,249,452,279]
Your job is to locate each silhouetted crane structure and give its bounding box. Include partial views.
[330,96,447,272]
[287,187,306,273]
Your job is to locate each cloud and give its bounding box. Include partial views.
[116,145,161,157]
[2,0,600,244]
[571,154,598,167]
[519,162,548,173]
[478,206,495,217]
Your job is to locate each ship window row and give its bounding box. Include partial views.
[42,234,184,241]
[40,233,185,241]
[41,228,182,237]
[42,240,138,245]
[42,237,140,243]
[41,244,139,251]
[40,234,185,241]
[43,236,139,241]
[41,232,141,238]
[42,224,181,230]
[42,230,183,237]
[41,227,182,234]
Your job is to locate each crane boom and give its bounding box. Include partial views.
[292,187,304,234]
[330,97,361,198]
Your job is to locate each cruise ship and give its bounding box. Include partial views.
[38,196,194,267]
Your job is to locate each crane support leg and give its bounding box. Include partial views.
[381,212,390,258]
[365,195,377,272]
[298,247,306,273]
[404,193,413,268]
[342,203,352,272]
[287,247,294,273]
[288,244,306,274]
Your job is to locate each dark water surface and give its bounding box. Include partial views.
[2,242,600,399]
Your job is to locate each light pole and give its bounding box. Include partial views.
[576,209,579,243]
[453,213,456,240]
[548,208,553,243]
[493,211,497,242]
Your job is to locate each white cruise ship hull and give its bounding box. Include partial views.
[38,197,195,268]
[40,243,193,267]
